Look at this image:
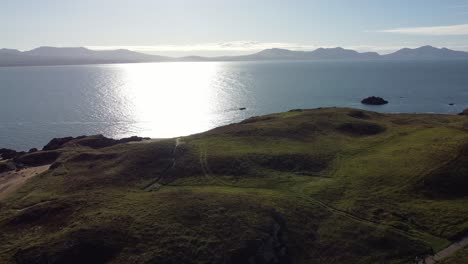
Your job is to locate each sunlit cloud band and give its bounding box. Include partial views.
[86,41,468,55]
[379,24,468,36]
[87,41,322,53]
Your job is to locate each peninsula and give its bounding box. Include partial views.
[1,108,467,263]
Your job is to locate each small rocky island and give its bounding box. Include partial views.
[361,96,388,105]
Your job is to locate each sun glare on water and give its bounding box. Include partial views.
[116,62,223,138]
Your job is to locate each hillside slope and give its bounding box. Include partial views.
[0,108,467,264]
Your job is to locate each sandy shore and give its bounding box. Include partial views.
[0,165,50,200]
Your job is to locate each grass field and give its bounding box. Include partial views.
[0,108,467,263]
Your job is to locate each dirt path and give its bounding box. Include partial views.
[199,145,229,186]
[15,200,54,212]
[0,165,50,200]
[143,138,182,190]
[421,236,468,264]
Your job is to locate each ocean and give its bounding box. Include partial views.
[1,60,467,150]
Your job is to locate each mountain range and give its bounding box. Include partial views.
[2,45,468,67]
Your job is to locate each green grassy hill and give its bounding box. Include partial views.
[1,108,467,264]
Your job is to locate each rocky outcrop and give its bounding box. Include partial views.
[1,135,149,171]
[14,151,60,166]
[42,137,76,151]
[42,135,149,150]
[117,136,149,144]
[0,148,23,160]
[73,135,150,149]
[361,96,388,105]
[459,108,468,115]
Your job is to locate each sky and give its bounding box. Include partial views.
[3,0,468,56]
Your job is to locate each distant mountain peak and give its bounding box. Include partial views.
[257,48,294,53]
[25,46,94,57]
[384,45,468,60]
[416,45,439,50]
[31,46,89,51]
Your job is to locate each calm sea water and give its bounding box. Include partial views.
[1,60,467,150]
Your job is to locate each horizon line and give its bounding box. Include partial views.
[2,44,466,58]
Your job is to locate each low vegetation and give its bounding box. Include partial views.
[1,107,467,263]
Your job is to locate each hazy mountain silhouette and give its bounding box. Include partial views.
[190,47,379,61]
[0,48,22,55]
[382,45,468,60]
[24,47,171,61]
[310,47,380,59]
[2,45,468,66]
[0,47,171,66]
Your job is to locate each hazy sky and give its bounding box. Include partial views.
[3,0,468,56]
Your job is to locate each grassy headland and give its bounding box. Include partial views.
[0,107,467,264]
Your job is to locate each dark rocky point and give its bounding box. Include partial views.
[28,148,38,153]
[0,148,16,160]
[42,137,75,151]
[14,151,60,167]
[459,108,468,115]
[361,96,388,105]
[0,148,24,160]
[42,135,149,151]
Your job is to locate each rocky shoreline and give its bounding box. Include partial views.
[0,135,150,173]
